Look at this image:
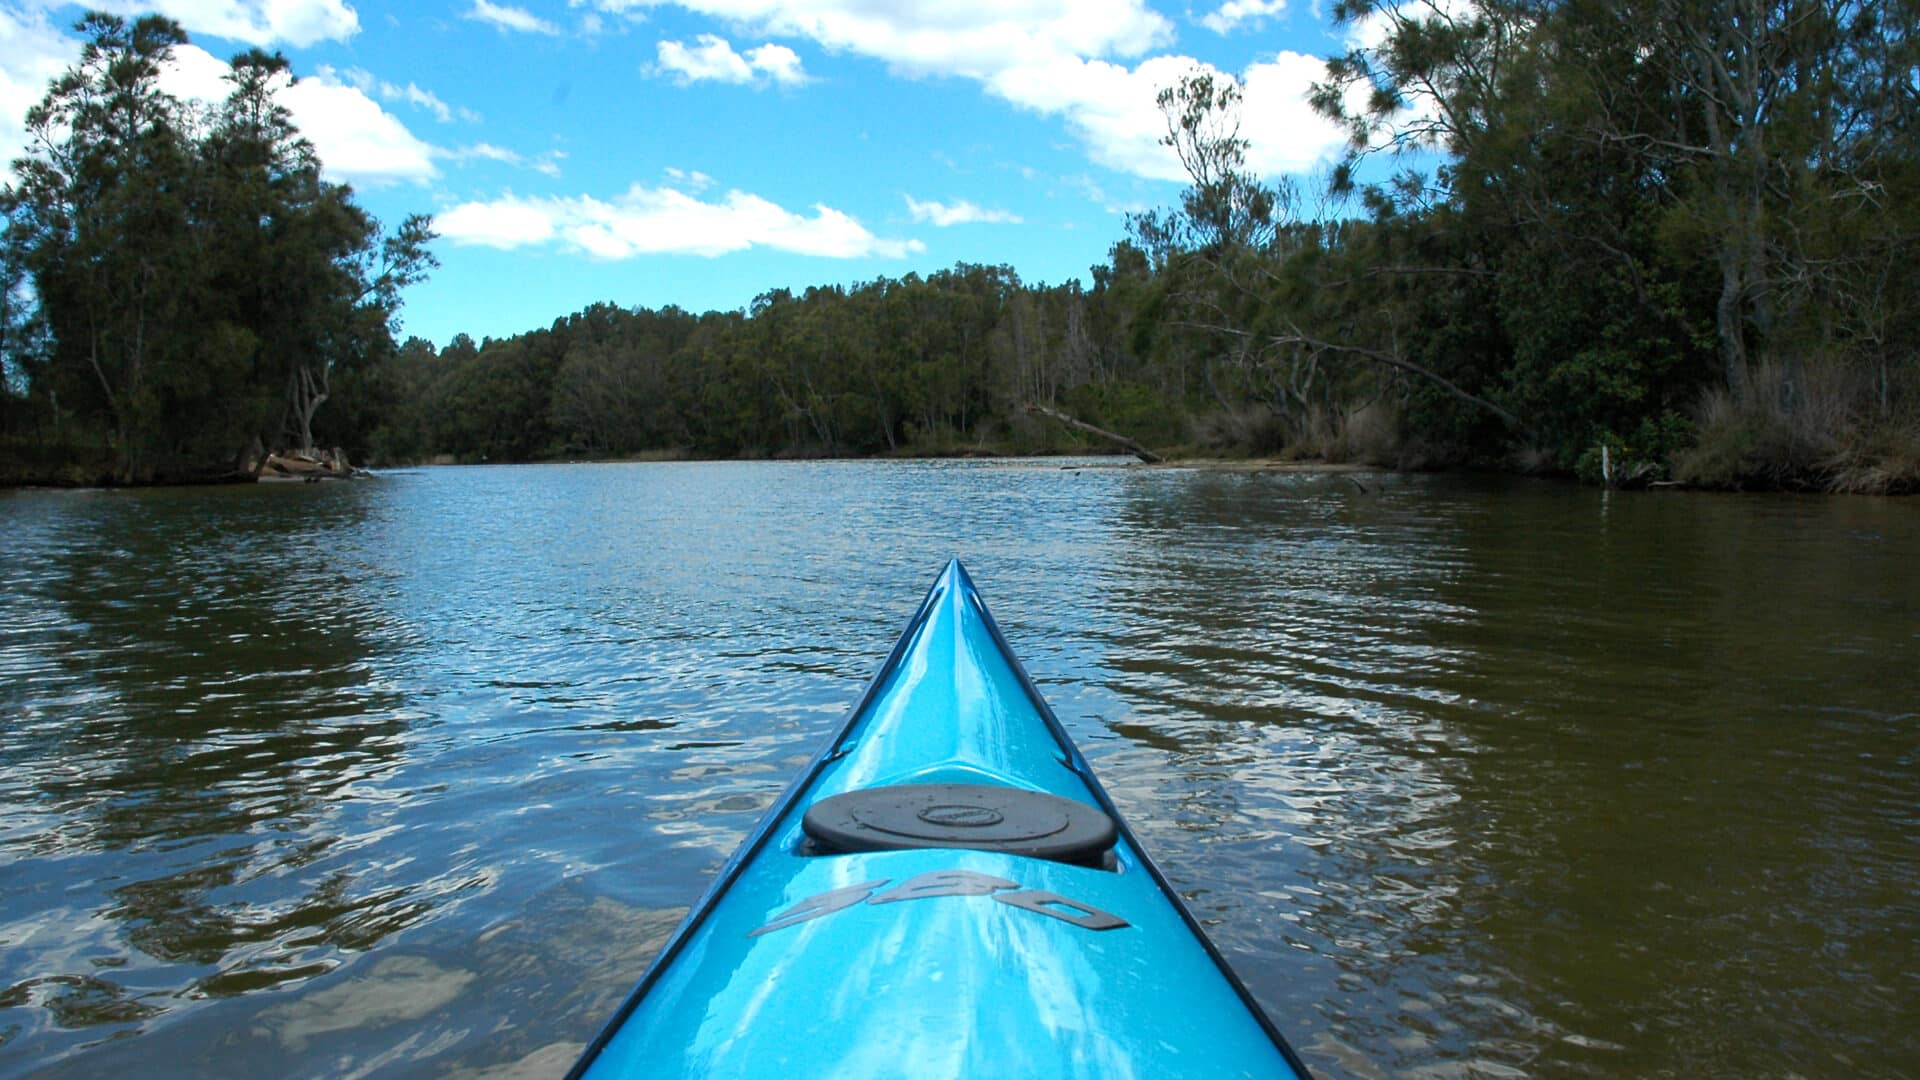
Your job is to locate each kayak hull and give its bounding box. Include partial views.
[572,561,1308,1078]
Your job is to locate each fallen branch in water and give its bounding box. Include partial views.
[1025,403,1164,463]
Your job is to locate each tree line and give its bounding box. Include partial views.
[364,262,1188,464]
[342,0,1920,490]
[6,3,1916,490]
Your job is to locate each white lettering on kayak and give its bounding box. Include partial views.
[747,870,1129,937]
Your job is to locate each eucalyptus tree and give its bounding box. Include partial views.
[1318,0,1918,403]
[1132,71,1290,260]
[1306,0,1731,461]
[1,14,436,479]
[2,14,200,478]
[203,48,441,460]
[1126,60,1532,455]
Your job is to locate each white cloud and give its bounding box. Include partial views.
[1062,173,1148,216]
[437,184,924,259]
[989,53,1182,181]
[904,196,1021,227]
[654,34,749,82]
[592,2,1347,182]
[402,83,470,122]
[466,0,560,35]
[437,199,556,248]
[327,65,374,89]
[0,7,75,185]
[88,0,360,47]
[599,0,1170,77]
[327,66,480,123]
[439,142,564,175]
[450,142,523,163]
[744,43,805,86]
[989,51,1351,183]
[663,166,715,190]
[1238,51,1365,173]
[1200,0,1287,34]
[654,34,807,86]
[282,68,439,184]
[157,40,235,102]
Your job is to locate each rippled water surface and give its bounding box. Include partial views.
[3,461,1917,1078]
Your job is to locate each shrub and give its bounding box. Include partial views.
[1673,359,1920,492]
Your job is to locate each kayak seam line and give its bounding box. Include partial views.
[961,574,1318,1079]
[563,576,948,1079]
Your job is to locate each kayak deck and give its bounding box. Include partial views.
[570,561,1309,1078]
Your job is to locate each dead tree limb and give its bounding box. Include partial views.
[1174,319,1536,441]
[1275,328,1532,437]
[1026,403,1164,463]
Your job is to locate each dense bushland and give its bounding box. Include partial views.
[7,3,1917,490]
[0,14,432,484]
[361,1,1920,489]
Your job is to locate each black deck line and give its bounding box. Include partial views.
[961,568,1317,1079]
[562,579,947,1079]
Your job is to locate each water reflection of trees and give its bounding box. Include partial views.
[1101,474,1495,1051]
[1415,486,1920,1077]
[1105,473,1920,1077]
[1,485,427,1038]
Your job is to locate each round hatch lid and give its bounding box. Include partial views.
[802,782,1117,864]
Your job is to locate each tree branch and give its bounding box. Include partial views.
[1024,402,1163,463]
[1179,318,1534,439]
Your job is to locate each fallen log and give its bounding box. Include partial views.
[1025,403,1163,464]
[259,447,358,482]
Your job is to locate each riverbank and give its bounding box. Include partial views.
[0,452,253,489]
[7,440,1912,493]
[1108,458,1385,474]
[0,442,360,489]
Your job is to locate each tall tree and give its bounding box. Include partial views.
[3,14,199,479]
[1,16,436,479]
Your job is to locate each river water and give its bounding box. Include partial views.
[2,461,1915,1078]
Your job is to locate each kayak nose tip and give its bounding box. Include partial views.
[938,557,975,593]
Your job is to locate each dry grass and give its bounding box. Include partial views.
[1823,422,1920,494]
[1673,359,1920,493]
[1188,405,1288,456]
[1188,400,1403,465]
[1326,400,1401,466]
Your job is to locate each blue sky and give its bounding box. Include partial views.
[0,0,1371,348]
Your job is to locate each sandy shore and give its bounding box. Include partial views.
[1064,457,1387,474]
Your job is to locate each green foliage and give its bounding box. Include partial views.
[384,264,1168,463]
[1064,380,1185,448]
[1121,0,1920,490]
[0,14,434,482]
[1573,413,1695,486]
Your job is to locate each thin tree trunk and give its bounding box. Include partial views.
[1716,239,1750,392]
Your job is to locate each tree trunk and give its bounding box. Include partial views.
[1716,239,1750,392]
[293,364,328,452]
